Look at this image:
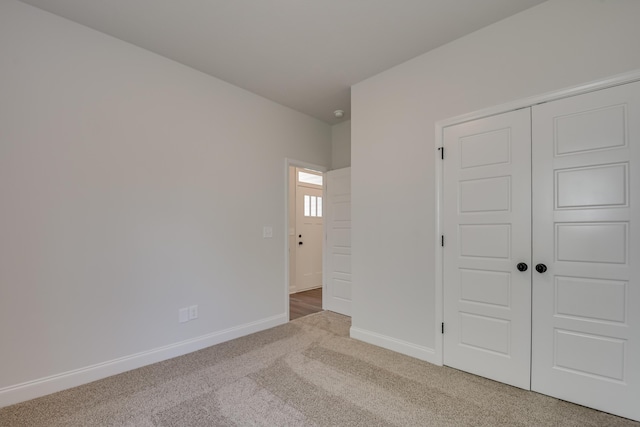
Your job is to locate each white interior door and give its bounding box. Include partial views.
[443,108,532,389]
[295,185,323,292]
[531,81,640,421]
[324,167,351,316]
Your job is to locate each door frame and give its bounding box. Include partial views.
[434,69,640,366]
[284,158,327,321]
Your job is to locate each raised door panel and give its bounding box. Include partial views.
[532,80,640,421]
[443,108,532,389]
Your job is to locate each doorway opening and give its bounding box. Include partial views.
[285,161,326,321]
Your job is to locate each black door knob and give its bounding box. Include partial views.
[517,262,528,272]
[298,241,303,245]
[536,264,547,273]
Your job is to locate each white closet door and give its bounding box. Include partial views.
[324,167,351,316]
[532,81,640,421]
[443,108,532,389]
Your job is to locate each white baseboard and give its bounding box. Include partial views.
[0,313,287,408]
[350,326,440,365]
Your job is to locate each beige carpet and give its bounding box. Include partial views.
[1,311,638,426]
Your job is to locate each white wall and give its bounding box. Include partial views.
[0,0,330,405]
[331,120,351,169]
[351,0,640,361]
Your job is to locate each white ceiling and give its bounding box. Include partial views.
[18,0,546,124]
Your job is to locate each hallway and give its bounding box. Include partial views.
[289,288,322,320]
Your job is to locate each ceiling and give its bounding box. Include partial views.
[18,0,546,124]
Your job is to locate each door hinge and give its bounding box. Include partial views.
[441,235,444,247]
[438,147,444,159]
[441,322,444,334]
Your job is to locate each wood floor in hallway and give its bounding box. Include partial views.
[289,288,323,320]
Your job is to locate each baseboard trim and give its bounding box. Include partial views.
[0,313,287,408]
[350,326,439,365]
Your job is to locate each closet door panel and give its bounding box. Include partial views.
[443,108,532,389]
[532,81,640,421]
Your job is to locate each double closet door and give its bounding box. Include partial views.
[443,81,640,421]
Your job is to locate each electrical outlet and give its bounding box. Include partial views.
[263,226,273,238]
[188,305,198,320]
[179,307,189,323]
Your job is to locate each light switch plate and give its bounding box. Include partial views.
[188,305,198,320]
[179,308,189,323]
[263,226,273,238]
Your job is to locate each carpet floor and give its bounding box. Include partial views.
[1,311,638,426]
